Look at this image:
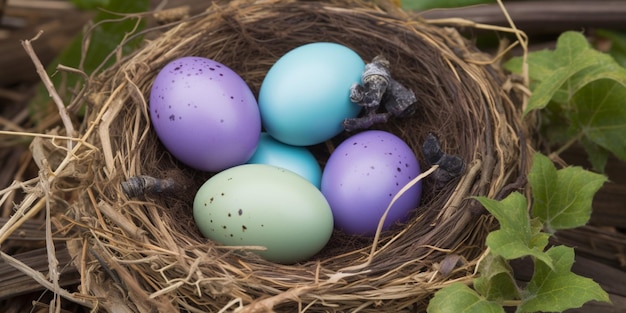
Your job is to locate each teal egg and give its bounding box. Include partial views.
[193,164,334,264]
[247,133,322,188]
[258,42,365,146]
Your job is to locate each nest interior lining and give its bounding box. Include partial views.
[9,0,528,312]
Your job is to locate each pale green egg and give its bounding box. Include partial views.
[193,164,334,264]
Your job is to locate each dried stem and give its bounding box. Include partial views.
[39,160,61,313]
[549,132,584,161]
[56,64,90,114]
[21,31,76,147]
[339,164,439,273]
[497,0,530,110]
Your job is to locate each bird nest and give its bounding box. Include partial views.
[1,0,531,312]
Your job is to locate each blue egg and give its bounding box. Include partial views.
[258,42,365,146]
[247,133,322,188]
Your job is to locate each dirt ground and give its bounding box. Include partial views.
[1,1,625,312]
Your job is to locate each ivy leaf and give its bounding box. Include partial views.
[562,57,626,96]
[538,100,576,147]
[504,31,626,115]
[474,254,520,301]
[504,50,556,82]
[528,153,607,233]
[570,78,626,164]
[504,32,626,170]
[427,283,504,313]
[476,193,552,268]
[518,246,610,313]
[579,136,611,172]
[504,32,597,114]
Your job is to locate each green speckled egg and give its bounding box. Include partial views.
[193,164,334,264]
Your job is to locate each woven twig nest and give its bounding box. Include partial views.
[28,0,528,311]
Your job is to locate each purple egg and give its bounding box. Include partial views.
[321,130,422,236]
[150,56,261,172]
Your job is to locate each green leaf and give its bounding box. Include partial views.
[504,50,558,82]
[507,47,603,107]
[427,283,504,313]
[474,254,520,301]
[477,193,552,268]
[504,31,626,113]
[580,136,610,172]
[505,31,626,169]
[518,246,610,312]
[522,32,606,114]
[528,153,608,233]
[539,101,576,146]
[562,58,626,95]
[29,0,149,121]
[570,78,626,162]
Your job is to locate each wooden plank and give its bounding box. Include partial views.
[0,245,80,300]
[417,1,626,35]
[0,5,93,86]
[0,218,80,300]
[0,0,212,87]
[554,226,626,269]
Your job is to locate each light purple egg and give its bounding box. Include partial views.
[150,56,261,172]
[321,130,422,236]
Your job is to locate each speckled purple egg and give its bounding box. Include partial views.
[150,56,261,172]
[321,130,422,236]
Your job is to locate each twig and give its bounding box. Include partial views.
[82,12,145,79]
[99,99,124,174]
[550,132,584,160]
[21,30,75,149]
[0,197,44,245]
[496,0,529,111]
[339,164,440,273]
[0,34,123,307]
[0,130,98,151]
[56,64,90,114]
[239,286,315,313]
[0,115,26,132]
[438,159,483,220]
[39,159,61,313]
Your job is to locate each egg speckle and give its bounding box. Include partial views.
[150,56,261,172]
[321,130,422,236]
[193,164,334,264]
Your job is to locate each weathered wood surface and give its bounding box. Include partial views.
[0,0,209,87]
[418,0,626,35]
[0,3,92,87]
